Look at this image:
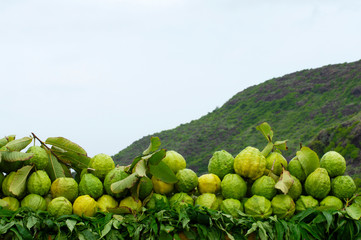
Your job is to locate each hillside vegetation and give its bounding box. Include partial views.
[113,60,361,175]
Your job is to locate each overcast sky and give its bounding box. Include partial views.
[1,0,361,157]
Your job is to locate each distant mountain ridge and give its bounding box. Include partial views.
[113,60,361,175]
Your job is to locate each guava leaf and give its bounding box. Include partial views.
[256,122,273,142]
[0,137,9,148]
[51,148,90,171]
[129,156,142,173]
[1,151,34,162]
[148,161,178,184]
[9,165,33,197]
[60,163,73,178]
[111,173,139,194]
[143,137,161,155]
[45,150,66,181]
[346,203,361,220]
[148,149,167,165]
[275,168,294,194]
[45,137,87,156]
[296,147,320,176]
[274,140,288,151]
[4,137,32,151]
[134,159,147,177]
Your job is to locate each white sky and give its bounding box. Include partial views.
[1,0,361,157]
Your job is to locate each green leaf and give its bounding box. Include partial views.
[134,159,147,177]
[26,216,38,230]
[275,168,294,194]
[1,151,34,162]
[100,219,114,238]
[60,163,73,178]
[143,137,161,155]
[256,122,273,142]
[296,147,320,176]
[110,173,139,194]
[148,161,178,184]
[4,137,32,151]
[45,137,87,156]
[274,140,288,151]
[129,156,142,174]
[346,203,361,220]
[0,137,9,148]
[149,149,167,165]
[52,148,90,170]
[44,150,66,181]
[9,165,33,197]
[261,142,274,157]
[66,219,77,232]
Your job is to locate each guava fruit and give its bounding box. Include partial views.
[320,196,343,210]
[161,150,186,174]
[244,195,272,219]
[208,150,234,179]
[2,171,26,198]
[234,146,266,180]
[27,170,51,196]
[21,194,47,211]
[73,195,97,217]
[25,146,49,170]
[51,177,78,202]
[79,173,104,199]
[152,176,174,195]
[89,153,115,180]
[119,196,142,214]
[97,195,118,212]
[47,197,73,217]
[251,176,276,200]
[271,194,295,219]
[176,168,198,193]
[320,151,346,177]
[287,157,306,182]
[146,193,169,210]
[198,173,221,194]
[1,197,19,211]
[331,175,356,199]
[195,193,219,210]
[104,166,129,198]
[266,152,288,176]
[295,195,319,212]
[287,175,302,200]
[304,168,331,199]
[169,192,194,212]
[296,147,320,176]
[220,199,243,218]
[221,173,247,200]
[138,177,153,200]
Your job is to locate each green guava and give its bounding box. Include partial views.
[251,176,276,200]
[320,196,343,210]
[2,172,26,198]
[320,151,346,177]
[234,147,266,180]
[295,195,319,212]
[220,198,243,218]
[146,193,169,210]
[21,194,47,211]
[169,192,194,212]
[27,170,51,196]
[331,175,356,199]
[97,195,118,212]
[304,168,331,199]
[195,193,219,210]
[73,195,98,217]
[1,197,19,211]
[176,168,198,193]
[47,197,73,217]
[266,152,288,176]
[89,153,115,180]
[104,166,129,198]
[119,196,142,214]
[287,175,302,200]
[221,173,247,200]
[79,173,104,199]
[25,146,49,170]
[271,194,295,219]
[287,157,306,182]
[208,150,234,179]
[50,177,78,202]
[162,150,186,174]
[244,195,272,219]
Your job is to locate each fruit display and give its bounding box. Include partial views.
[1,123,361,239]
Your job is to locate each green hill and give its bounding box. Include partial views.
[113,60,361,175]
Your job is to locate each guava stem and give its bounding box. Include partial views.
[261,142,274,157]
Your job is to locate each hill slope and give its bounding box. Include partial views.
[113,60,361,174]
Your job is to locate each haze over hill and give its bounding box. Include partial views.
[113,60,361,175]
